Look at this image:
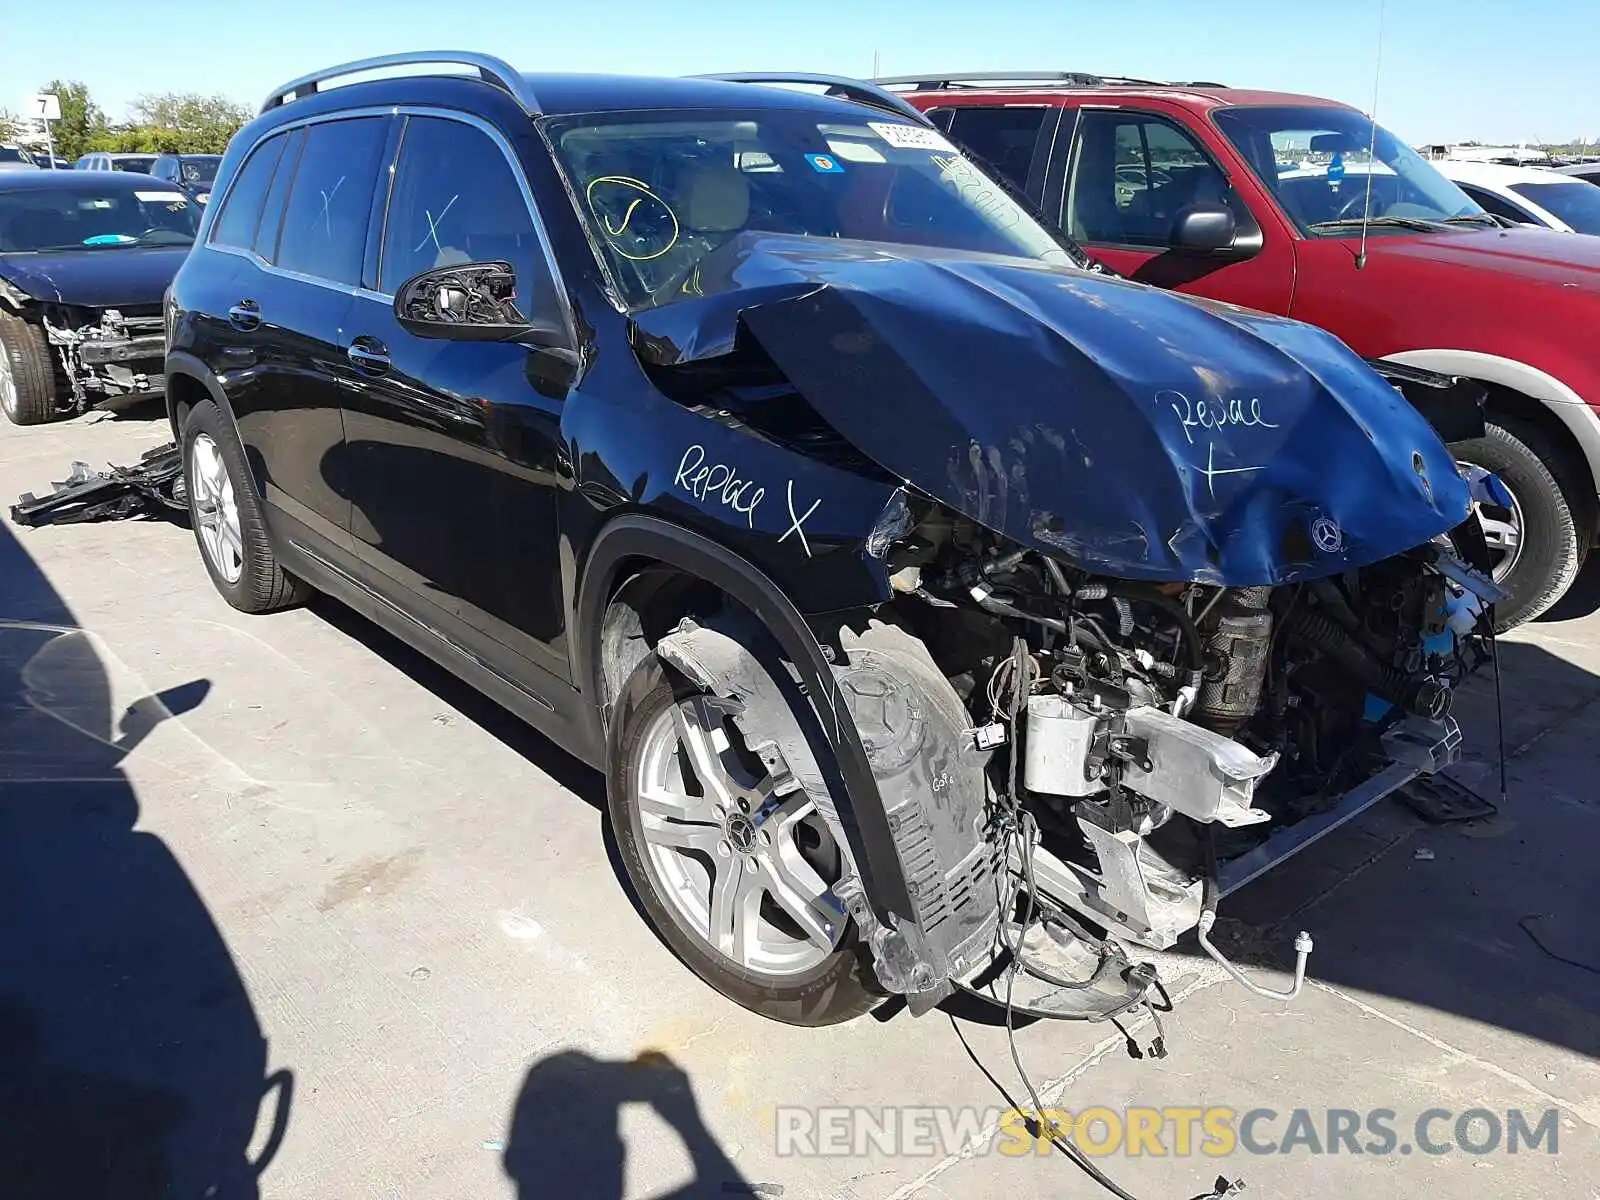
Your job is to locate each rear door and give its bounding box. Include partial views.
[206,115,393,565]
[339,111,574,683]
[1056,107,1295,314]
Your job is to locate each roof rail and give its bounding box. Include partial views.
[874,71,1226,92]
[261,51,538,116]
[692,73,935,127]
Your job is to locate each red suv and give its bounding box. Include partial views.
[894,71,1600,626]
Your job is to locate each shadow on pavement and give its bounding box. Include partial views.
[1539,555,1600,623]
[1169,634,1600,1061]
[504,1049,765,1199]
[0,519,290,1199]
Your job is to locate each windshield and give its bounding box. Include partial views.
[1214,106,1485,234]
[544,108,1076,308]
[0,186,200,251]
[1510,180,1600,234]
[0,147,35,167]
[110,156,157,173]
[180,157,220,184]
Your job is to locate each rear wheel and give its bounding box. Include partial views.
[182,399,309,613]
[0,310,61,426]
[1453,416,1586,629]
[607,654,881,1025]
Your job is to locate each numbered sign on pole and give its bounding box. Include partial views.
[26,94,62,122]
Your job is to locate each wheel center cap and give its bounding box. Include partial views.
[725,814,757,853]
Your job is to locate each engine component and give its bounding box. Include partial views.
[1194,586,1272,734]
[1119,706,1277,827]
[1290,606,1454,718]
[1023,694,1103,797]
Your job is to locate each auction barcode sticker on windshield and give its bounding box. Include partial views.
[868,121,956,152]
[135,191,187,204]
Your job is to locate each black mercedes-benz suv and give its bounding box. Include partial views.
[166,53,1499,1030]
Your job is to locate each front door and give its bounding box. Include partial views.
[1059,107,1296,316]
[339,112,573,682]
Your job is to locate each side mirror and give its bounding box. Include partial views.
[394,261,558,344]
[1171,203,1238,253]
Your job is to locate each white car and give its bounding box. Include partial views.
[1435,160,1600,234]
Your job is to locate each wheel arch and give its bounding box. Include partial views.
[164,351,271,509]
[1382,349,1600,534]
[573,513,915,925]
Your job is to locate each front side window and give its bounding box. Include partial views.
[275,117,389,286]
[1065,111,1247,247]
[939,105,1048,193]
[543,108,1076,308]
[1213,106,1486,234]
[111,157,156,173]
[380,116,556,325]
[1509,180,1600,234]
[0,185,199,252]
[211,133,288,251]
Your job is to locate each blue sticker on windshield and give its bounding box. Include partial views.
[82,233,138,246]
[806,153,844,174]
[1327,152,1345,183]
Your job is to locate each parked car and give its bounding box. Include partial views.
[894,71,1600,627]
[1556,162,1600,186]
[36,153,73,170]
[166,54,1496,1028]
[0,144,40,171]
[0,170,197,424]
[149,153,222,204]
[1436,160,1600,234]
[76,153,159,173]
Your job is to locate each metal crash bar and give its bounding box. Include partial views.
[261,51,540,116]
[694,73,936,127]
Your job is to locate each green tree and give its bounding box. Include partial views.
[0,109,24,143]
[128,92,251,154]
[38,80,107,162]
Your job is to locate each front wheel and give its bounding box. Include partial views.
[1453,416,1586,630]
[607,654,882,1026]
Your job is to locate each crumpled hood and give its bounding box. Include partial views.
[0,247,188,308]
[631,234,1472,585]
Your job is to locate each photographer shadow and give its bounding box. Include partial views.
[504,1049,766,1200]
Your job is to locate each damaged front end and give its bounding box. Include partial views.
[632,234,1503,1021]
[40,304,167,412]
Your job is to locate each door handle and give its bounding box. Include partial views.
[346,339,391,375]
[227,301,260,331]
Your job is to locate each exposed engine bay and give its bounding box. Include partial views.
[665,495,1502,1025]
[38,305,166,411]
[875,498,1492,978]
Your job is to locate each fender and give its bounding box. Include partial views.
[573,512,915,926]
[1383,349,1600,500]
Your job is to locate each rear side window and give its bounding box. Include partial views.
[379,116,558,319]
[211,133,288,251]
[275,117,389,287]
[940,106,1048,193]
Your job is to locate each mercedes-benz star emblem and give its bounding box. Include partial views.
[1311,516,1345,554]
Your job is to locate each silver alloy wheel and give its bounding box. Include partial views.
[0,343,16,418]
[635,694,847,976]
[1458,460,1526,583]
[190,432,244,584]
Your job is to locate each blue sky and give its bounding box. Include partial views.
[4,0,1597,145]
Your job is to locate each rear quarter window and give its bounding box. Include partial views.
[211,133,288,252]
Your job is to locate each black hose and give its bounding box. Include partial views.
[1109,583,1205,671]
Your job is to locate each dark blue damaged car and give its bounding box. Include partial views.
[165,55,1504,1030]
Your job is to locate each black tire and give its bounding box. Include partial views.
[1453,416,1587,630]
[0,309,61,426]
[182,399,310,613]
[607,653,882,1026]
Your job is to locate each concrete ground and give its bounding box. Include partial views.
[2,404,1598,1200]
